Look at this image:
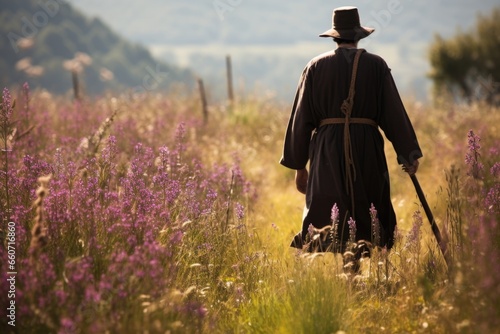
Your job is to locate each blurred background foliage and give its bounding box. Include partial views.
[429,7,500,104]
[0,0,195,96]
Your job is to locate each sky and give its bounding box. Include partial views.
[69,0,500,101]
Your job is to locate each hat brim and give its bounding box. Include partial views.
[319,26,375,40]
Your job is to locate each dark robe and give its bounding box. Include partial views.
[280,47,422,250]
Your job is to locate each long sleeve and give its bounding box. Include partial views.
[378,69,423,165]
[280,66,316,170]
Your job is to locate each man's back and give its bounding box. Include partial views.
[280,6,422,255]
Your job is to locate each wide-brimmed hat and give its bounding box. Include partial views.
[319,6,374,40]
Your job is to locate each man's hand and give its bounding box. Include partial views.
[402,159,419,175]
[295,168,308,194]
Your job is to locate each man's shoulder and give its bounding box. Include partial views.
[362,50,387,66]
[308,49,337,66]
[314,49,338,61]
[307,49,388,68]
[301,49,390,80]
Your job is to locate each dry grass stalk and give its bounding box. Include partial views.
[29,174,51,262]
[79,104,119,158]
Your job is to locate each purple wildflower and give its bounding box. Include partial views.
[1,87,13,121]
[465,130,484,179]
[491,162,500,178]
[370,203,381,246]
[467,129,481,152]
[170,230,184,245]
[234,202,245,220]
[59,317,76,333]
[331,203,339,224]
[485,184,500,213]
[348,217,356,243]
[101,135,117,166]
[1,88,14,141]
[84,285,101,304]
[0,88,259,330]
[174,122,187,160]
[158,146,171,170]
[55,288,68,304]
[489,145,500,157]
[182,301,208,319]
[308,223,315,238]
[22,82,30,121]
[405,210,423,250]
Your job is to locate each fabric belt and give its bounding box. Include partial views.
[319,117,377,128]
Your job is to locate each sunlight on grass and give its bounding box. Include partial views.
[0,85,498,333]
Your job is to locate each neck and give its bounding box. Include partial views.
[338,42,358,49]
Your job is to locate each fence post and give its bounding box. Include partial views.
[197,78,208,124]
[226,55,234,104]
[71,70,80,100]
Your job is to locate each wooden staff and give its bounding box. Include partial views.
[410,174,451,268]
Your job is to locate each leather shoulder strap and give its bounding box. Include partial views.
[342,48,364,115]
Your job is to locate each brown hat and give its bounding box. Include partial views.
[319,6,374,40]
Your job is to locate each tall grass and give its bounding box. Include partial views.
[0,85,499,333]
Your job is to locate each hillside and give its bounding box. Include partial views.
[0,0,195,96]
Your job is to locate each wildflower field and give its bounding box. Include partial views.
[0,84,499,333]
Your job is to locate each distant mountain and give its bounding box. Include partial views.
[0,0,195,96]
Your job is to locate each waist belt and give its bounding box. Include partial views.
[319,117,377,128]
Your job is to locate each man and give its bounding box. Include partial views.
[280,6,422,255]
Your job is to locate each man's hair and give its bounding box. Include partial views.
[333,37,356,44]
